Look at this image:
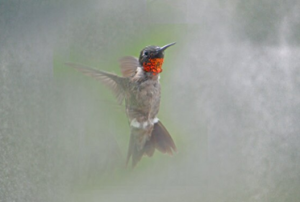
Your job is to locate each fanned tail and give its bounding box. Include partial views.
[126,121,176,168]
[152,121,177,155]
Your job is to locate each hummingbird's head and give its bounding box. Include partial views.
[139,42,175,75]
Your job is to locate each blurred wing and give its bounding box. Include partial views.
[119,56,139,77]
[65,62,127,104]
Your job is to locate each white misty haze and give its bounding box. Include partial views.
[1,1,300,202]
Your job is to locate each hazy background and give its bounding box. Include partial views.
[1,0,300,201]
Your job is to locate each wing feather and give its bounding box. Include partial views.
[119,56,139,77]
[65,62,127,104]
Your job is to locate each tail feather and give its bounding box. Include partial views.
[126,121,176,167]
[152,121,177,155]
[132,147,144,167]
[126,132,134,166]
[143,137,155,157]
[126,128,148,168]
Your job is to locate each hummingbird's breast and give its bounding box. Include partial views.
[125,77,161,126]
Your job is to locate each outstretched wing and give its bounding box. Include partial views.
[65,62,128,104]
[119,56,139,77]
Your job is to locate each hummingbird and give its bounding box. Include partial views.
[66,42,177,167]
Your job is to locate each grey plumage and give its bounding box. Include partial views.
[66,43,177,167]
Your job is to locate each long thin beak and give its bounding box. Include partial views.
[159,42,176,52]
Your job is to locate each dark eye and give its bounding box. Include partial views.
[144,51,148,56]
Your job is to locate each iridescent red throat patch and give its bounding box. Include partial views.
[142,58,164,75]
